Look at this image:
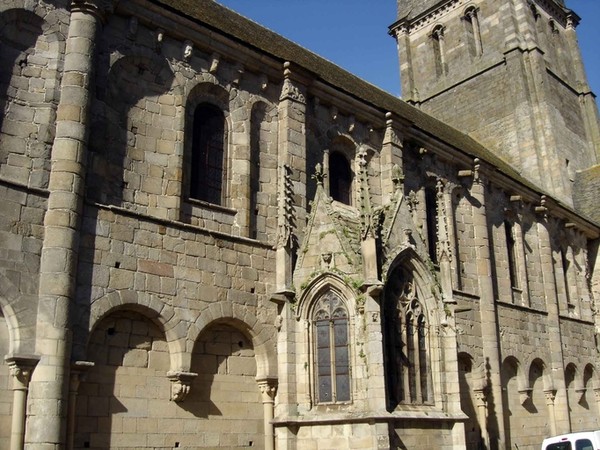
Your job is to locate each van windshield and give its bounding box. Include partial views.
[546,443,571,450]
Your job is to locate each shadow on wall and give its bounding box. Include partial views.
[76,313,263,449]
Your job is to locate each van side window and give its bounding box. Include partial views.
[547,443,572,450]
[575,439,593,450]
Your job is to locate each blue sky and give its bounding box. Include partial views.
[215,0,599,98]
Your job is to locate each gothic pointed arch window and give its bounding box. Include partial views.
[190,102,226,204]
[329,151,353,205]
[384,266,433,409]
[312,290,351,404]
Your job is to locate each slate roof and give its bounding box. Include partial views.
[574,165,600,225]
[150,0,590,212]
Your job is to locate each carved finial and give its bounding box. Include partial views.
[313,162,325,186]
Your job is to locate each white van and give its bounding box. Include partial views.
[541,431,600,450]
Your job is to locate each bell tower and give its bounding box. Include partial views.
[390,0,600,205]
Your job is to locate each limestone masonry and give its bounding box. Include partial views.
[0,0,599,449]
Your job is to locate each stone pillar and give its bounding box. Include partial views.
[380,113,404,205]
[5,356,39,450]
[473,387,489,449]
[545,389,558,436]
[67,361,94,450]
[536,201,568,434]
[470,160,505,448]
[27,1,109,447]
[594,389,600,418]
[258,379,277,450]
[276,62,307,293]
[363,284,386,412]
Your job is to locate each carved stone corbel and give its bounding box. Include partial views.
[167,371,198,402]
[518,387,532,405]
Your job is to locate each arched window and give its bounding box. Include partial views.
[425,185,438,264]
[505,220,519,290]
[312,291,351,404]
[385,268,432,409]
[431,25,446,78]
[329,151,352,205]
[464,7,483,57]
[190,103,225,204]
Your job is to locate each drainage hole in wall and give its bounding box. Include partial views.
[238,341,244,348]
[107,327,115,336]
[115,262,121,268]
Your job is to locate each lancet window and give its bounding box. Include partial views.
[312,291,351,404]
[329,151,353,205]
[190,103,226,204]
[385,268,432,409]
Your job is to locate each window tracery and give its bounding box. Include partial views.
[312,291,351,404]
[385,269,432,409]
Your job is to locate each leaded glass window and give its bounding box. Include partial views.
[385,269,433,409]
[313,291,351,403]
[190,103,225,204]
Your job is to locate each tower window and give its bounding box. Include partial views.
[464,7,483,57]
[190,103,225,204]
[329,151,353,205]
[431,25,447,77]
[313,291,351,404]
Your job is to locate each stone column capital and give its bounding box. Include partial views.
[473,387,488,406]
[71,0,117,23]
[544,389,557,405]
[5,355,40,389]
[167,371,198,402]
[257,378,278,404]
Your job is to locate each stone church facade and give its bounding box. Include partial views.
[0,0,599,448]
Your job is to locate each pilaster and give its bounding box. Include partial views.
[468,160,505,448]
[535,198,568,434]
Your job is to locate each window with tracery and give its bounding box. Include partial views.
[385,269,432,409]
[329,151,352,205]
[312,291,351,404]
[190,103,225,204]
